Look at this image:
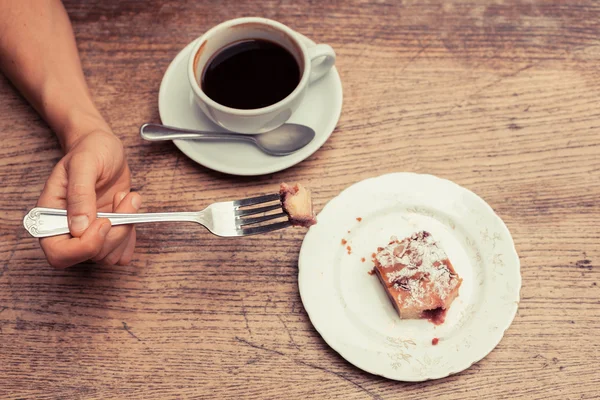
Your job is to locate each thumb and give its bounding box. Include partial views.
[66,152,99,237]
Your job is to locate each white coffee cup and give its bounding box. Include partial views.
[187,17,336,134]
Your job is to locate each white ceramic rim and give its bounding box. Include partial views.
[187,17,311,116]
[298,173,522,381]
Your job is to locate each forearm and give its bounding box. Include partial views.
[0,0,110,151]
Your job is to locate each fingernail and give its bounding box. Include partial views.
[99,222,111,238]
[70,215,89,232]
[131,194,142,210]
[118,192,127,203]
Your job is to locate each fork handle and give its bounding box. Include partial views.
[23,207,200,238]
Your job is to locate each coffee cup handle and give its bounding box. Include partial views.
[307,44,336,83]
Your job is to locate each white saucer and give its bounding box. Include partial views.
[158,34,343,176]
[298,173,521,381]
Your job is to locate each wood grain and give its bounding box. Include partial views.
[1,0,599,398]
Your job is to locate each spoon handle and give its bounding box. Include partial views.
[140,123,251,142]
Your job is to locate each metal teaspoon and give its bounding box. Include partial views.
[139,123,315,156]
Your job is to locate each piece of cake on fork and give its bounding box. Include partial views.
[280,182,317,227]
[372,231,462,324]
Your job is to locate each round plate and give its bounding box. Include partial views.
[158,34,343,176]
[298,173,521,381]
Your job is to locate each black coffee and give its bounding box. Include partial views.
[201,39,301,110]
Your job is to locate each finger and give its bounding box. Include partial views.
[40,218,111,268]
[93,191,130,264]
[92,192,141,263]
[37,162,68,208]
[113,191,127,210]
[117,228,137,266]
[102,191,129,263]
[66,152,100,237]
[103,227,136,266]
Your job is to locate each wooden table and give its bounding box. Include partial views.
[1,1,599,398]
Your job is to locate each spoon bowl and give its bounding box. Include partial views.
[140,123,315,156]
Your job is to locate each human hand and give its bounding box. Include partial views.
[37,129,141,268]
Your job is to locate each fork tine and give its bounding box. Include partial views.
[235,203,281,217]
[241,221,292,236]
[234,193,280,207]
[237,212,287,227]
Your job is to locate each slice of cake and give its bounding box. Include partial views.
[372,231,462,324]
[280,183,317,227]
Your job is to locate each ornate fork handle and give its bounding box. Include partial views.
[23,207,204,238]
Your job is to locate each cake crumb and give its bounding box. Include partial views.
[356,217,362,222]
[341,239,347,245]
[361,257,366,262]
[346,246,352,255]
[432,338,439,346]
[368,268,376,275]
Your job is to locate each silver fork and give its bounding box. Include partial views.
[23,193,290,238]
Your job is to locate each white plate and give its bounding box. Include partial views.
[158,34,343,176]
[298,173,521,381]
